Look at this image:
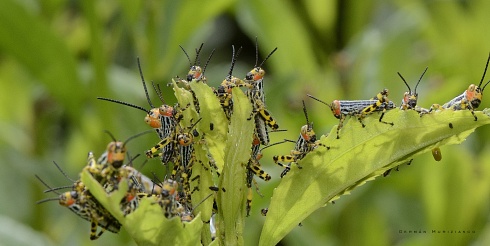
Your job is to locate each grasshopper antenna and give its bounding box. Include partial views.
[479,52,490,92]
[414,67,429,95]
[307,94,333,110]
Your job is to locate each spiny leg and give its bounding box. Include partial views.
[248,161,271,181]
[378,107,394,126]
[336,116,346,139]
[257,108,279,130]
[145,138,173,158]
[89,221,106,240]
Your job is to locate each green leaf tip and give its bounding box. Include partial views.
[260,109,490,246]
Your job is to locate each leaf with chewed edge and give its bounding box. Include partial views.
[259,109,490,246]
[190,81,229,172]
[81,169,126,222]
[125,197,203,246]
[81,170,203,246]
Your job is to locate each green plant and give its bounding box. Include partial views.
[78,76,490,245]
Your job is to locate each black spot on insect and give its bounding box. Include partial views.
[449,123,453,129]
[210,123,214,131]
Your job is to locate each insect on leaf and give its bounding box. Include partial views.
[81,169,126,222]
[260,109,490,246]
[124,197,203,246]
[190,81,229,172]
[82,170,204,246]
[217,87,254,246]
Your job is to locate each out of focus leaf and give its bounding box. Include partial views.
[0,0,82,121]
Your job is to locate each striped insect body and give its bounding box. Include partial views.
[244,39,279,145]
[426,53,490,120]
[245,134,275,216]
[214,45,244,119]
[308,89,396,139]
[273,101,329,177]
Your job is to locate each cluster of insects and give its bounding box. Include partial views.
[36,41,490,241]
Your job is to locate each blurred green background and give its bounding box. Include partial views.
[1,0,490,245]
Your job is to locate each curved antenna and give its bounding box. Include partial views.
[35,175,61,196]
[103,130,118,143]
[414,67,429,94]
[478,52,490,88]
[36,197,61,204]
[138,158,149,170]
[253,38,278,68]
[179,45,192,67]
[97,97,150,114]
[302,100,310,126]
[202,49,216,74]
[189,192,215,213]
[397,72,411,93]
[483,80,490,92]
[480,52,490,92]
[227,45,243,79]
[235,46,243,60]
[254,37,259,67]
[189,118,203,131]
[259,139,290,152]
[259,47,278,68]
[151,81,166,104]
[269,129,288,133]
[151,172,164,187]
[194,43,204,66]
[125,153,141,167]
[123,129,154,147]
[137,57,154,108]
[43,185,72,193]
[307,94,333,110]
[52,161,76,183]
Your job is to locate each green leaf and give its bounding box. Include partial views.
[0,0,82,121]
[260,109,490,246]
[81,169,203,246]
[125,198,203,246]
[190,81,229,172]
[217,87,254,246]
[172,79,200,126]
[81,169,126,222]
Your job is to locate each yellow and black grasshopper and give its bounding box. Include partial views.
[308,89,396,139]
